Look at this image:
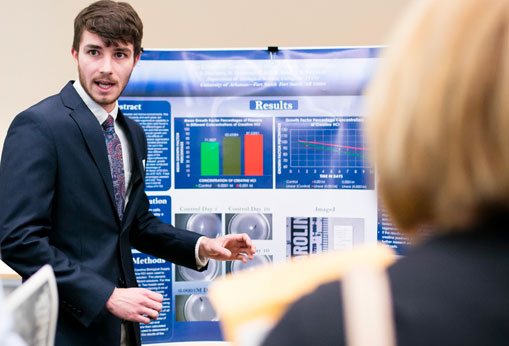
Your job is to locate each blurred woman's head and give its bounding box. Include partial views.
[367,0,509,233]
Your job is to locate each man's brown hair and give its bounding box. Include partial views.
[73,0,143,57]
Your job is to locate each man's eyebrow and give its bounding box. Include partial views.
[114,47,131,53]
[83,44,103,50]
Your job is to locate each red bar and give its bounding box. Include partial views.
[244,134,263,176]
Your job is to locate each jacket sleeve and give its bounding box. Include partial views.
[0,111,115,327]
[130,193,203,270]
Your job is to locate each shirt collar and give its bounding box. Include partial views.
[73,79,119,125]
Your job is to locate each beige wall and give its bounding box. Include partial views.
[0,0,410,153]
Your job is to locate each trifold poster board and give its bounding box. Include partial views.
[119,47,410,344]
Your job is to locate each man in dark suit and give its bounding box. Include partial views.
[0,1,255,346]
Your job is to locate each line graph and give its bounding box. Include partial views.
[297,140,367,151]
[276,117,374,189]
[290,127,370,169]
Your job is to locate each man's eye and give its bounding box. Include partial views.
[88,50,99,56]
[115,52,126,59]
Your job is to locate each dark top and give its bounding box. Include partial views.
[262,217,509,346]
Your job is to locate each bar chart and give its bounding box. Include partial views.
[199,134,264,177]
[175,117,273,189]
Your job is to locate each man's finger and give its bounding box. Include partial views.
[144,289,163,302]
[236,234,255,252]
[140,306,159,320]
[215,246,232,258]
[231,233,252,244]
[235,253,248,263]
[138,314,152,324]
[237,246,256,254]
[144,297,163,312]
[242,233,253,246]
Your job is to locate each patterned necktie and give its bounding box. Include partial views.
[102,115,126,221]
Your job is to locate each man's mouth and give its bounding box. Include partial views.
[95,80,115,89]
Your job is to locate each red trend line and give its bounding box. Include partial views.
[298,140,368,151]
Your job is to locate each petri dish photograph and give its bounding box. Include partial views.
[183,294,218,321]
[186,213,222,238]
[227,213,271,240]
[176,259,220,282]
[230,255,272,274]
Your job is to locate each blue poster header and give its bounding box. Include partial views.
[122,48,380,97]
[139,47,379,61]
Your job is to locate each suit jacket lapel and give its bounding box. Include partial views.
[121,113,145,184]
[119,111,145,229]
[60,82,118,222]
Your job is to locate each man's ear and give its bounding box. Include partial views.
[71,47,79,63]
[134,53,141,67]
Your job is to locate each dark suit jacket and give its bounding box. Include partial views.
[262,216,509,346]
[0,82,203,346]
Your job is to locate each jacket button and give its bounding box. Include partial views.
[118,278,126,287]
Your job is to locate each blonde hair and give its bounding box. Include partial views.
[367,0,509,232]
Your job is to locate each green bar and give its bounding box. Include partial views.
[223,137,241,175]
[201,142,219,175]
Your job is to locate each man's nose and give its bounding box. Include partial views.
[99,55,113,74]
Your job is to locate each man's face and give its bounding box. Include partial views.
[72,30,140,113]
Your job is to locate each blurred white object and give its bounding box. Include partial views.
[342,265,395,346]
[5,265,58,346]
[0,266,26,346]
